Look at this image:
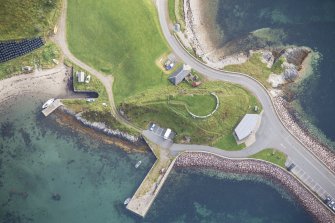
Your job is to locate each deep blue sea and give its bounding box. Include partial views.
[0,95,314,222]
[215,0,335,144]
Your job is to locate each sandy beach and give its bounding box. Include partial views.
[183,0,248,69]
[0,64,69,112]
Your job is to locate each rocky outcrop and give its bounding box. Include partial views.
[59,107,140,143]
[282,47,311,67]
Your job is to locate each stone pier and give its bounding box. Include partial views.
[126,139,174,217]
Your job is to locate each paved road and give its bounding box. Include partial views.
[156,0,335,199]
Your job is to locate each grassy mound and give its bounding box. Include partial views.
[67,0,169,104]
[121,81,262,148]
[0,0,61,40]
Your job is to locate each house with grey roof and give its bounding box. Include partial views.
[168,64,191,85]
[77,71,85,83]
[234,114,261,145]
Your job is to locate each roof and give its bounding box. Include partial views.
[77,71,85,82]
[168,64,191,85]
[234,114,260,141]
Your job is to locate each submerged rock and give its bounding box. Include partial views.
[51,193,61,201]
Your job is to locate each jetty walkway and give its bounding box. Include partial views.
[42,99,63,116]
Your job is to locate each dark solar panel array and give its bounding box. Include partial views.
[0,37,44,63]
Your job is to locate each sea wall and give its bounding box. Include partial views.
[274,97,335,172]
[175,152,335,223]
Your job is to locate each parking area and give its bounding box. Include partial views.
[148,123,176,140]
[286,159,329,199]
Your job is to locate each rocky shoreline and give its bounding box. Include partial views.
[53,106,148,153]
[175,152,335,223]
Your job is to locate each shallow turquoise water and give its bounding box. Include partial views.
[215,0,335,144]
[0,95,314,222]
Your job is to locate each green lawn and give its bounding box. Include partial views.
[67,0,169,104]
[214,134,245,151]
[0,0,61,40]
[250,148,287,168]
[224,53,285,88]
[0,42,60,80]
[121,81,262,146]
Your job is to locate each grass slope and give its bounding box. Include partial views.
[121,81,261,147]
[250,148,287,168]
[225,53,285,87]
[67,0,169,104]
[0,0,61,40]
[0,42,60,80]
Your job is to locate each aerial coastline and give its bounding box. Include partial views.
[180,0,335,172]
[1,0,335,221]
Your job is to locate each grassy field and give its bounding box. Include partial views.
[0,42,60,80]
[121,81,261,147]
[0,0,62,40]
[250,148,287,168]
[225,53,285,87]
[67,0,170,104]
[62,62,138,135]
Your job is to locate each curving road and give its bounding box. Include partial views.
[155,0,335,199]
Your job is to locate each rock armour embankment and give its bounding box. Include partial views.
[175,152,335,223]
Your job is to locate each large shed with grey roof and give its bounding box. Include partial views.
[234,114,260,144]
[168,64,191,85]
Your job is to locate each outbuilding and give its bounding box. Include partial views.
[77,71,85,83]
[168,64,191,85]
[234,114,261,145]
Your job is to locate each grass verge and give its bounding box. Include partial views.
[168,0,177,24]
[214,134,245,151]
[0,0,62,40]
[121,81,262,147]
[67,0,169,104]
[249,148,287,168]
[0,42,61,80]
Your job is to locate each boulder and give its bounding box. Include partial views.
[284,68,299,81]
[282,47,311,66]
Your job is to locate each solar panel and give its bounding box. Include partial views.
[0,37,45,63]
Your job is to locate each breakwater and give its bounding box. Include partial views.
[274,97,335,172]
[175,152,335,223]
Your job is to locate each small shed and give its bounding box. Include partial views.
[168,64,191,85]
[77,71,85,83]
[234,114,260,144]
